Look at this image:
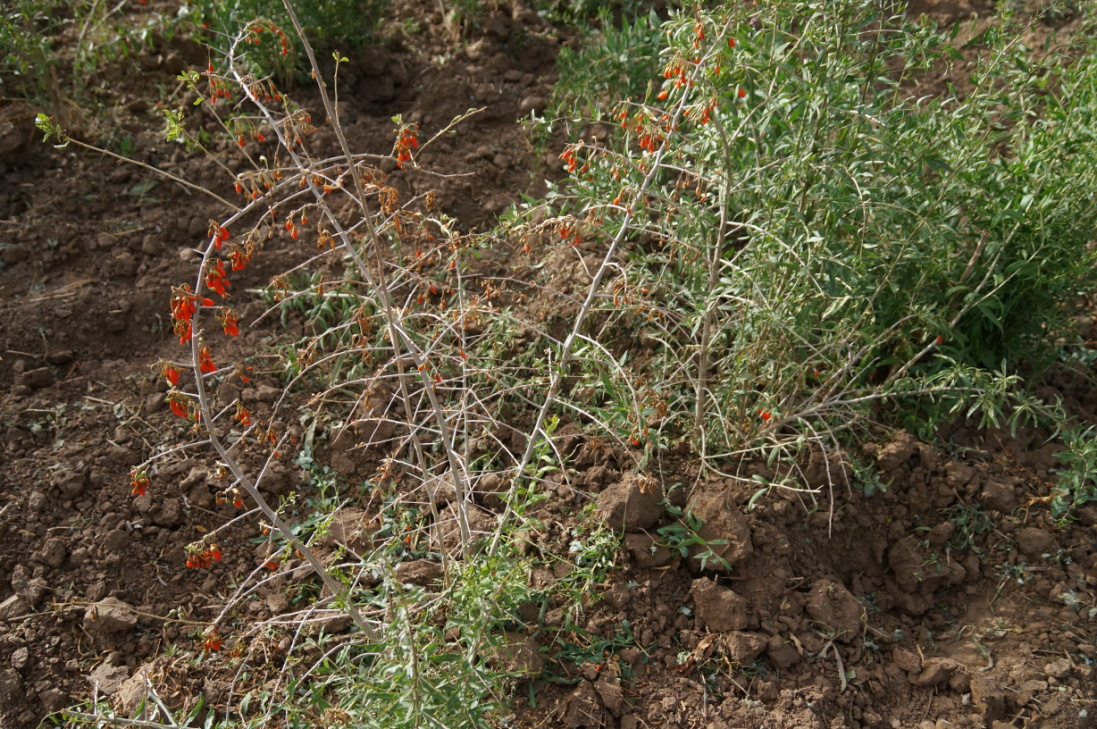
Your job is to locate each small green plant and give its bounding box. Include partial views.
[657,503,731,571]
[182,0,388,81]
[992,561,1029,604]
[3,0,176,108]
[944,502,994,554]
[851,457,891,498]
[1051,425,1097,519]
[549,7,664,123]
[1,0,58,101]
[567,508,620,584]
[544,619,637,683]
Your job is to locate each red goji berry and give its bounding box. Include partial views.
[198,346,217,374]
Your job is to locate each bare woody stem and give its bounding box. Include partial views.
[278,0,473,554]
[490,68,703,553]
[46,130,240,211]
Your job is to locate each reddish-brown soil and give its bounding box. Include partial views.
[1,2,1094,728]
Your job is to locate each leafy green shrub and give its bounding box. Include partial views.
[510,0,1097,484]
[1,0,57,100]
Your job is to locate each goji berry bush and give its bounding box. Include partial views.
[27,0,1097,727]
[516,0,1097,511]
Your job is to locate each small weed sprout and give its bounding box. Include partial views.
[657,503,732,571]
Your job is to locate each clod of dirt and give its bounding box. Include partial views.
[395,559,444,587]
[10,565,47,607]
[1044,657,1073,681]
[724,631,768,663]
[926,520,956,547]
[979,479,1018,514]
[114,661,158,716]
[303,612,353,636]
[601,581,632,610]
[439,503,496,552]
[152,497,182,527]
[555,679,605,728]
[18,367,54,390]
[802,449,854,492]
[0,669,23,708]
[475,472,508,511]
[876,430,918,471]
[44,350,74,366]
[322,508,375,554]
[0,595,29,622]
[33,538,66,568]
[551,423,585,458]
[486,12,512,41]
[51,468,86,498]
[945,460,976,491]
[25,489,48,513]
[0,102,38,169]
[242,383,281,404]
[492,632,544,677]
[519,95,548,115]
[425,472,458,504]
[593,678,623,717]
[886,535,966,615]
[804,579,862,642]
[909,657,962,688]
[765,634,802,670]
[1017,678,1048,705]
[683,489,753,572]
[969,675,1008,724]
[83,597,140,646]
[691,578,750,632]
[596,472,663,531]
[892,647,922,673]
[1016,527,1057,560]
[259,461,294,497]
[102,529,129,553]
[86,663,129,695]
[624,533,675,568]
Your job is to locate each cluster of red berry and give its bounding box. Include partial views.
[185,545,222,569]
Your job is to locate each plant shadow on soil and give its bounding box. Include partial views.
[0,1,1095,728]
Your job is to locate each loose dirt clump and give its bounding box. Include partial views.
[518,428,1097,728]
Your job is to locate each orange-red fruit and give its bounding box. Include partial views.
[198,347,217,374]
